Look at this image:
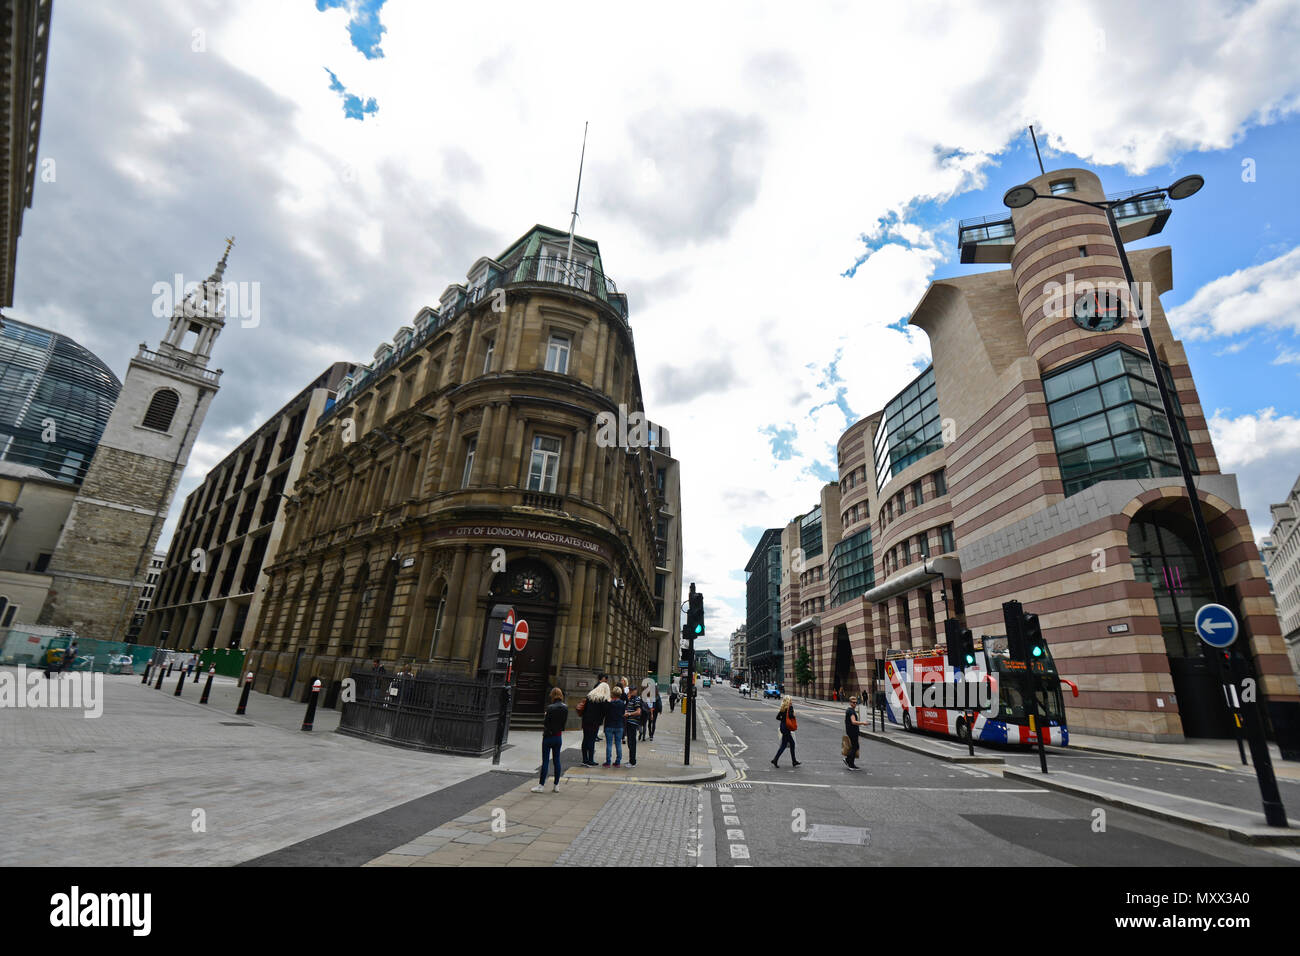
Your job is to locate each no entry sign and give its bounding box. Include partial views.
[513,619,530,652]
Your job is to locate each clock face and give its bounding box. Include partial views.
[1073,290,1125,332]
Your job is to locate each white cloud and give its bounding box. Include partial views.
[14,0,1300,646]
[1167,246,1300,341]
[1208,408,1300,541]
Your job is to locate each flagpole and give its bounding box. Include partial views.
[566,121,588,265]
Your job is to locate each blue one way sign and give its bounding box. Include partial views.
[1194,603,1238,648]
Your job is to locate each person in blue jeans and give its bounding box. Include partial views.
[603,685,627,767]
[532,687,568,793]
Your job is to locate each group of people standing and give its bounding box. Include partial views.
[771,694,866,770]
[578,674,662,768]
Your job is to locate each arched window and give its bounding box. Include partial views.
[143,389,181,431]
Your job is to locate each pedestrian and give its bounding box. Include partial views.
[650,685,662,739]
[638,680,653,741]
[771,695,800,767]
[594,673,608,741]
[603,685,627,767]
[61,642,79,675]
[579,679,609,766]
[623,686,643,767]
[843,694,865,770]
[532,687,568,793]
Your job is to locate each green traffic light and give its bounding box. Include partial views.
[1032,645,1043,657]
[964,653,975,665]
[694,624,704,635]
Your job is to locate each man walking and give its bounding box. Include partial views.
[844,695,865,770]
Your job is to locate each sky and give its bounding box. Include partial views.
[9,0,1300,661]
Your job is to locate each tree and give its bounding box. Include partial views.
[794,646,814,695]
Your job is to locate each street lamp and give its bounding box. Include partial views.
[1002,174,1286,827]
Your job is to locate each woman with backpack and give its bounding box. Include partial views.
[771,695,800,768]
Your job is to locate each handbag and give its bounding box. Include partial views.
[841,734,852,757]
[786,713,798,732]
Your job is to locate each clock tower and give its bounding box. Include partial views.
[39,244,231,641]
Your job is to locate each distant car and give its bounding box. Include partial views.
[702,677,711,688]
[740,683,750,697]
[763,684,780,699]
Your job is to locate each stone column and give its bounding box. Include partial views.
[437,547,469,662]
[566,559,590,668]
[450,548,486,664]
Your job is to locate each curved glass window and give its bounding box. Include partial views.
[873,366,942,490]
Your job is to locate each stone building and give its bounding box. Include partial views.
[247,226,680,723]
[1,0,52,308]
[38,247,228,641]
[729,624,747,680]
[140,363,352,652]
[790,167,1297,742]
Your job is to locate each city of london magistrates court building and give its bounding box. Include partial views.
[245,226,681,718]
[787,168,1298,742]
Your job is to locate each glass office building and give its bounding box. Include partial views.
[0,317,120,483]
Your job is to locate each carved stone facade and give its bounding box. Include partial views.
[246,226,680,723]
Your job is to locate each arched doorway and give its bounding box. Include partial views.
[488,559,559,715]
[1128,510,1235,738]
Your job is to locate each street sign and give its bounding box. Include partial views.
[500,608,516,650]
[1194,603,1238,648]
[513,619,529,652]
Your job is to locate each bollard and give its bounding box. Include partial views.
[235,671,254,715]
[154,665,167,689]
[301,679,322,731]
[166,661,174,677]
[174,669,186,696]
[199,666,216,705]
[141,662,153,685]
[192,663,201,684]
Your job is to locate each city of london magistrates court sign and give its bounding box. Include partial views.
[431,524,612,561]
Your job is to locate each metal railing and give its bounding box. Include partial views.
[135,346,221,384]
[338,668,510,756]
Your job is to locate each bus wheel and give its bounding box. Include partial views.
[956,718,970,742]
[902,711,913,731]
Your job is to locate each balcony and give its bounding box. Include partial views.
[957,188,1173,264]
[135,346,222,384]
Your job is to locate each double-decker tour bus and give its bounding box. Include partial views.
[881,636,1078,746]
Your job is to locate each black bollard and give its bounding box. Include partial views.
[301,679,322,731]
[199,666,216,705]
[154,665,167,689]
[192,663,201,684]
[174,669,186,696]
[141,662,153,685]
[235,672,253,715]
[166,661,174,677]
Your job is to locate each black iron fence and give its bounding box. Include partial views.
[337,669,510,757]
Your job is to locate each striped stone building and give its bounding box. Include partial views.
[785,167,1297,742]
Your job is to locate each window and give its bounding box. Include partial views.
[461,437,477,488]
[1050,179,1077,195]
[482,337,495,374]
[142,389,180,431]
[545,335,570,374]
[528,435,562,493]
[912,482,923,507]
[917,533,930,560]
[940,524,955,554]
[933,469,947,496]
[873,368,943,490]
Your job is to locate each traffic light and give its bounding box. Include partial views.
[1022,612,1046,661]
[687,583,704,637]
[944,618,976,669]
[1002,599,1027,661]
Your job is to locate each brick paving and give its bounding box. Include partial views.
[554,783,697,866]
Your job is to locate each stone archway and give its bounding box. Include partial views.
[488,558,560,714]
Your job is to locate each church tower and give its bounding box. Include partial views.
[39,243,230,641]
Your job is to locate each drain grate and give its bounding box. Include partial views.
[219,721,254,727]
[801,824,870,846]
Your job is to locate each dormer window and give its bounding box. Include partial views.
[373,343,393,365]
[539,244,592,291]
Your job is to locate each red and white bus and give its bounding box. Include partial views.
[881,638,1077,746]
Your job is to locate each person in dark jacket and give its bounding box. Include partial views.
[649,687,662,739]
[580,680,610,766]
[623,688,643,767]
[532,687,569,793]
[844,695,865,770]
[771,695,800,767]
[603,686,627,767]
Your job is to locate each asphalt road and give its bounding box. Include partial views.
[697,684,1293,867]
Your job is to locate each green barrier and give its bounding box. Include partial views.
[197,648,246,678]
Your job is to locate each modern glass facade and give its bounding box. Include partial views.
[873,366,943,490]
[1044,344,1194,497]
[0,317,120,483]
[799,506,823,559]
[829,528,874,607]
[745,528,784,680]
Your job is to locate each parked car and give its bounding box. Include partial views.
[740,683,750,697]
[763,683,780,699]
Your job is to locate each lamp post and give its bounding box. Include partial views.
[1004,175,1287,827]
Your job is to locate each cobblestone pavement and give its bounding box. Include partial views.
[555,783,698,866]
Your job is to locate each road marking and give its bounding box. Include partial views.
[730,845,750,859]
[724,815,740,825]
[746,780,1047,791]
[726,829,745,840]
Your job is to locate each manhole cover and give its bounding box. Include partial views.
[219,722,254,727]
[801,824,870,846]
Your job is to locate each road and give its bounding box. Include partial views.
[696,683,1293,867]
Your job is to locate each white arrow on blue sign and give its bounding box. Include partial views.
[1194,603,1238,648]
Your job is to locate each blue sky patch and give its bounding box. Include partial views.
[324,67,378,121]
[315,0,387,59]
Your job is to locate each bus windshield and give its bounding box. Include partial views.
[996,672,1065,724]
